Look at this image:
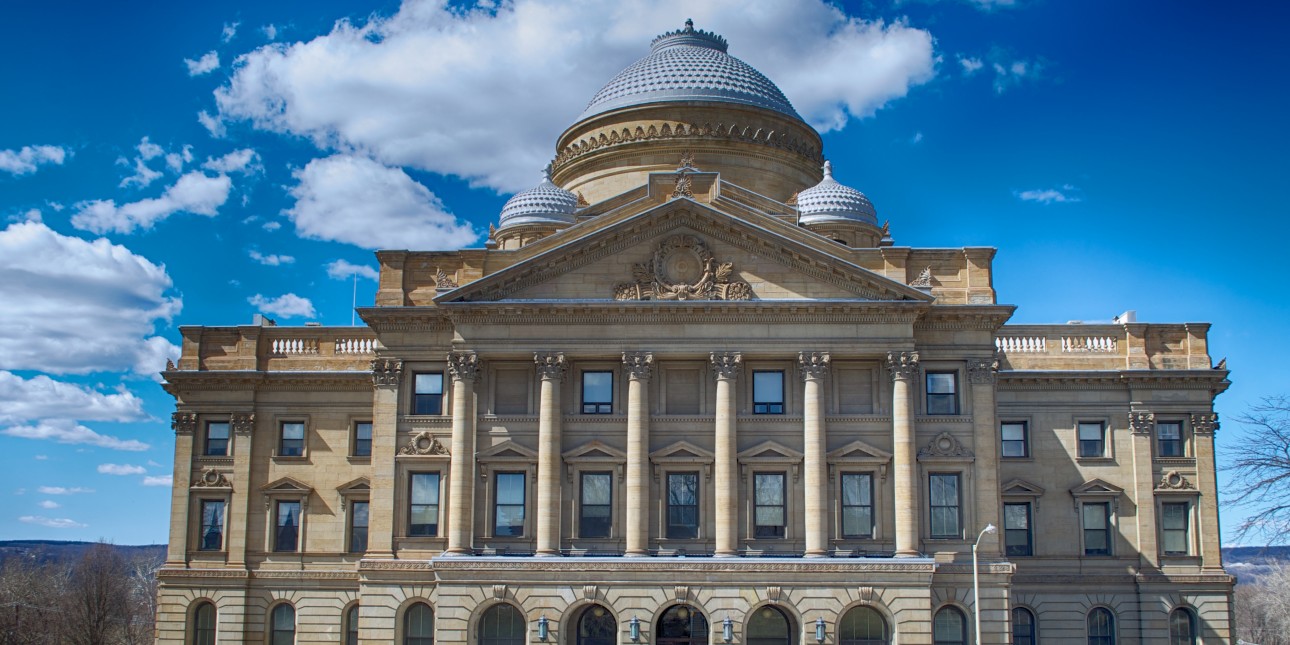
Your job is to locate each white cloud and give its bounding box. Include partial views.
[967,0,1017,8]
[263,24,279,40]
[0,371,148,425]
[3,420,149,451]
[991,58,1041,93]
[326,259,380,281]
[911,132,924,144]
[185,51,221,76]
[19,515,86,529]
[142,475,173,487]
[34,455,48,460]
[197,110,226,138]
[213,0,936,192]
[38,500,59,509]
[73,171,232,234]
[262,221,282,232]
[1016,184,1080,204]
[249,293,317,319]
[0,145,68,176]
[287,154,476,250]
[222,22,239,43]
[202,148,260,174]
[37,486,94,495]
[165,145,194,173]
[97,463,146,475]
[119,137,188,188]
[249,249,295,266]
[0,221,180,376]
[958,56,984,75]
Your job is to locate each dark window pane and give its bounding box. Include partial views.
[1078,422,1105,458]
[1169,608,1195,645]
[1158,422,1184,457]
[1087,608,1115,645]
[1011,608,1035,645]
[205,422,229,456]
[280,422,305,457]
[199,500,224,551]
[926,372,958,415]
[929,474,960,538]
[347,605,360,645]
[414,373,444,415]
[754,473,786,538]
[275,501,300,552]
[350,501,369,553]
[1083,503,1111,556]
[578,605,617,645]
[479,603,525,645]
[839,606,888,645]
[354,422,372,457]
[667,472,699,539]
[195,602,217,645]
[271,605,295,645]
[933,607,965,645]
[1001,422,1027,458]
[753,371,785,414]
[1004,503,1032,556]
[410,473,440,537]
[1162,502,1189,555]
[495,473,525,537]
[657,605,708,640]
[582,371,613,414]
[747,606,790,645]
[580,472,612,538]
[405,602,434,645]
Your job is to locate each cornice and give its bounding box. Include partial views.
[914,306,1016,331]
[437,300,927,326]
[357,307,454,333]
[163,370,372,393]
[999,370,1232,392]
[426,558,940,574]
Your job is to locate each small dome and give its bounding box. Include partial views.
[578,20,801,122]
[499,167,579,229]
[796,161,877,226]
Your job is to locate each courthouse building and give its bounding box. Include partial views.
[156,21,1234,644]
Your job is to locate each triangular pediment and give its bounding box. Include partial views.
[650,440,715,462]
[260,476,313,494]
[1001,478,1045,497]
[337,477,371,493]
[1070,478,1124,497]
[826,439,893,463]
[563,440,627,461]
[477,440,538,461]
[737,440,803,461]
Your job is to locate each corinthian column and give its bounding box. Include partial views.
[623,352,654,556]
[534,352,567,557]
[887,351,920,558]
[711,352,742,557]
[800,352,831,557]
[445,351,480,556]
[367,358,402,558]
[968,358,1002,557]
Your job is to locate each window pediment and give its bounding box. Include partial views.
[651,440,714,482]
[562,440,627,462]
[737,440,803,481]
[1070,478,1124,511]
[827,439,893,463]
[261,476,313,495]
[477,440,539,461]
[1001,478,1045,498]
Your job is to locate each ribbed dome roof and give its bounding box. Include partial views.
[797,162,877,226]
[578,20,801,122]
[499,168,578,229]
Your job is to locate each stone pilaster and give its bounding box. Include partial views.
[534,352,567,557]
[166,412,197,566]
[623,352,654,556]
[227,412,255,567]
[968,357,1001,556]
[711,352,742,557]
[1129,410,1160,568]
[1191,412,1223,569]
[445,351,480,556]
[887,351,920,557]
[799,352,830,557]
[367,357,402,558]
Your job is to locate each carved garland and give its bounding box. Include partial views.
[613,234,752,301]
[191,468,232,489]
[1156,470,1195,491]
[918,432,974,459]
[399,431,449,456]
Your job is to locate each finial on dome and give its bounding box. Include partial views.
[542,163,554,182]
[822,161,833,180]
[650,20,728,53]
[685,18,694,31]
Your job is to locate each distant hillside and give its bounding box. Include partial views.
[1225,545,1290,583]
[0,540,165,565]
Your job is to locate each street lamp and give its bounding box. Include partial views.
[973,523,997,645]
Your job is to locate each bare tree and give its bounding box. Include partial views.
[1225,396,1290,544]
[0,551,65,645]
[1234,563,1290,644]
[61,543,130,645]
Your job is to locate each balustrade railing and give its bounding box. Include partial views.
[1061,336,1118,353]
[271,338,319,355]
[335,338,377,354]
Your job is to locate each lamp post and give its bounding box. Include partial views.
[973,523,997,645]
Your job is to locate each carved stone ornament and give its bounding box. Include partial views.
[622,352,655,381]
[172,412,197,435]
[918,432,974,459]
[371,357,403,387]
[674,585,689,602]
[766,586,782,602]
[165,358,176,371]
[1191,413,1219,436]
[1156,470,1195,491]
[857,586,876,604]
[231,412,255,436]
[886,351,920,381]
[435,267,458,290]
[399,431,449,456]
[710,352,743,379]
[446,351,480,382]
[493,584,507,600]
[613,235,753,302]
[534,352,567,381]
[1129,411,1156,436]
[577,192,590,208]
[910,267,933,288]
[798,352,831,380]
[967,357,999,384]
[192,468,231,488]
[671,172,694,199]
[583,584,598,600]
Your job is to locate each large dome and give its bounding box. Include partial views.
[578,20,802,122]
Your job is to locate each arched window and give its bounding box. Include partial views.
[1011,607,1035,645]
[270,604,295,645]
[345,605,359,645]
[1169,608,1197,645]
[479,603,524,645]
[838,606,889,645]
[746,606,793,645]
[1087,608,1115,645]
[932,607,966,645]
[406,602,434,645]
[576,605,617,645]
[192,602,216,645]
[657,605,709,645]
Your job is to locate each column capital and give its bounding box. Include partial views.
[798,352,831,380]
[967,357,999,384]
[231,412,255,436]
[1129,410,1155,435]
[1191,412,1219,436]
[886,351,920,381]
[371,357,403,387]
[710,352,743,380]
[447,351,481,382]
[622,352,655,381]
[534,352,567,381]
[171,412,197,436]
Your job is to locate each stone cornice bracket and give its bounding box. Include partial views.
[446,351,480,383]
[172,412,197,436]
[886,351,920,382]
[231,412,255,436]
[1129,411,1155,436]
[622,352,655,381]
[371,357,403,387]
[798,352,831,380]
[967,357,999,385]
[534,352,567,382]
[710,352,743,380]
[1191,413,1219,436]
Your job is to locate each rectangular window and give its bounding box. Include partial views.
[1003,502,1032,556]
[580,472,612,538]
[754,473,787,539]
[279,422,305,457]
[409,473,440,537]
[581,371,613,414]
[274,500,301,552]
[1161,502,1190,555]
[1078,422,1106,458]
[840,473,873,538]
[414,373,445,415]
[204,422,229,456]
[666,472,699,539]
[1082,502,1111,556]
[349,500,369,553]
[198,500,225,551]
[925,372,959,415]
[1158,421,1184,457]
[929,473,961,539]
[494,472,526,537]
[752,370,785,414]
[352,422,372,457]
[1001,422,1028,458]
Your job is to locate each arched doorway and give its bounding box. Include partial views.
[657,605,708,645]
[576,605,617,645]
[746,606,794,645]
[838,606,889,645]
[479,603,525,645]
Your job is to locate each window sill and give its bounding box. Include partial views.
[195,455,233,463]
[1000,456,1034,462]
[1076,457,1115,464]
[347,455,372,464]
[272,454,309,463]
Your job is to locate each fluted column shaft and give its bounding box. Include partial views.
[535,353,566,557]
[711,352,742,557]
[801,352,830,557]
[445,352,479,555]
[623,353,654,556]
[888,351,920,558]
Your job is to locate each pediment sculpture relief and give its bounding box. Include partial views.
[614,234,752,301]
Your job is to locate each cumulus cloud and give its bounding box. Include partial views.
[263,24,279,40]
[37,486,94,495]
[222,22,239,43]
[3,420,149,451]
[0,371,148,425]
[1016,184,1080,204]
[0,145,68,176]
[0,221,180,376]
[185,51,221,76]
[73,171,232,234]
[142,475,173,487]
[197,110,226,138]
[249,249,295,266]
[213,0,936,192]
[118,137,168,188]
[327,259,380,281]
[249,293,316,319]
[38,500,59,509]
[19,515,86,529]
[958,56,984,75]
[287,154,476,250]
[202,148,260,174]
[97,463,146,475]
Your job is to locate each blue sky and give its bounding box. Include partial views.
[1,0,1286,545]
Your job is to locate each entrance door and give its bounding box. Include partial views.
[656,605,708,645]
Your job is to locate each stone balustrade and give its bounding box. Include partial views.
[174,325,380,372]
[996,323,1214,371]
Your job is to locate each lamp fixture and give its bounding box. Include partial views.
[630,616,640,641]
[538,615,549,641]
[723,616,733,642]
[815,617,826,643]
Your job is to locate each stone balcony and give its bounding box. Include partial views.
[173,324,380,372]
[995,322,1216,371]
